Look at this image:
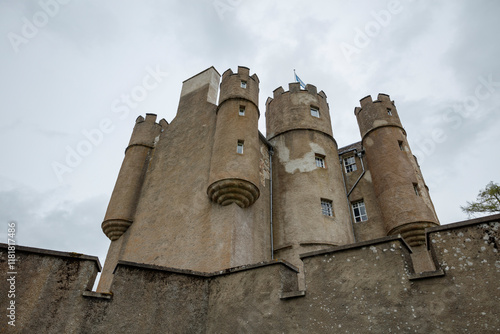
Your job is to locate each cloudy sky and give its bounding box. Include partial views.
[1,0,499,267]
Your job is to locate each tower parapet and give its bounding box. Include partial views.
[355,94,439,246]
[266,82,331,140]
[102,114,164,240]
[355,93,404,139]
[219,66,259,108]
[207,66,261,208]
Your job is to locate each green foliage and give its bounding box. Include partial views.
[461,181,500,217]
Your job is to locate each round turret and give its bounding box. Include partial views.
[207,66,261,208]
[266,82,353,273]
[102,113,163,240]
[355,94,439,246]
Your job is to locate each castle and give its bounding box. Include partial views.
[1,66,498,333]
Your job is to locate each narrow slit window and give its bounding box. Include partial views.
[237,140,244,154]
[413,183,420,196]
[321,199,333,217]
[240,81,247,89]
[352,200,368,222]
[315,155,325,168]
[239,106,245,116]
[311,107,320,118]
[398,140,404,151]
[344,156,357,173]
[387,108,393,116]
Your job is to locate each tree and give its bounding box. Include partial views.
[461,181,500,217]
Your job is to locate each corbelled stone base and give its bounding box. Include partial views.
[101,219,132,241]
[207,178,259,208]
[389,221,438,246]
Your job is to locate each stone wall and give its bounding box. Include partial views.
[1,214,498,333]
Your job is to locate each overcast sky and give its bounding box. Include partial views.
[1,0,499,267]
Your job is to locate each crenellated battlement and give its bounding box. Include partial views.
[219,66,259,109]
[356,93,395,114]
[268,83,327,105]
[355,93,403,140]
[266,82,332,140]
[221,66,259,83]
[127,113,163,151]
[135,113,167,126]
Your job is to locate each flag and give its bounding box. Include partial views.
[294,70,306,89]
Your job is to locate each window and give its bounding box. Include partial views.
[413,183,420,196]
[239,106,245,116]
[321,199,333,217]
[387,108,392,116]
[344,156,357,173]
[310,107,320,118]
[398,140,404,151]
[240,81,247,88]
[315,155,325,168]
[352,200,368,222]
[237,140,244,154]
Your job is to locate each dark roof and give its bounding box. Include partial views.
[338,141,362,155]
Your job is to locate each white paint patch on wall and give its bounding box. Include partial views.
[275,137,326,174]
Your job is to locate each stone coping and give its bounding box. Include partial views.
[299,234,412,260]
[0,243,102,271]
[299,213,500,260]
[113,259,299,277]
[425,213,500,250]
[426,213,500,233]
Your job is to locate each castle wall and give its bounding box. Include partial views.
[2,215,498,333]
[0,246,101,333]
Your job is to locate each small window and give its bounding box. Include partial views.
[315,155,325,168]
[240,81,247,89]
[343,156,357,173]
[239,106,245,116]
[237,140,244,154]
[398,140,404,151]
[413,183,420,196]
[321,199,333,217]
[310,107,320,118]
[352,200,368,222]
[387,108,392,116]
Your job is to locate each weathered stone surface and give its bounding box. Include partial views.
[2,215,498,333]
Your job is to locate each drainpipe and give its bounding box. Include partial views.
[269,146,274,259]
[340,155,357,243]
[347,151,365,197]
[259,132,275,260]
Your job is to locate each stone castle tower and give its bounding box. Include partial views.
[98,66,440,291]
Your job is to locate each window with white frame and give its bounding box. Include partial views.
[352,200,368,222]
[240,81,247,88]
[343,156,357,173]
[310,107,320,118]
[239,106,245,116]
[321,199,333,217]
[315,155,325,168]
[237,140,244,154]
